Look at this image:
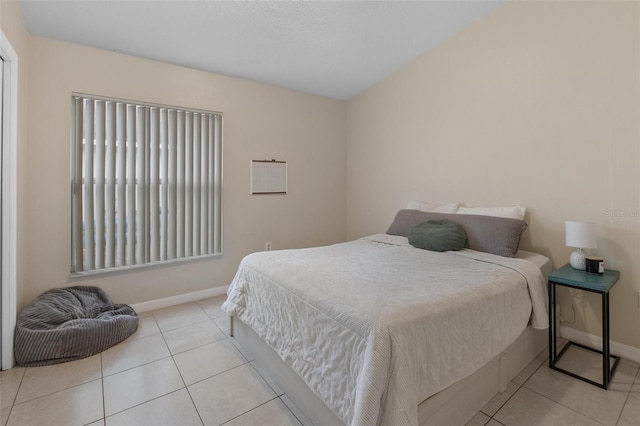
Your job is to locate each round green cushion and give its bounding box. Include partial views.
[408,219,467,252]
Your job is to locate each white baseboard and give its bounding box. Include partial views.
[131,286,228,313]
[560,325,640,364]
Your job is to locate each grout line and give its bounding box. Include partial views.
[161,319,205,426]
[104,318,198,422]
[217,397,279,425]
[158,323,187,390]
[613,365,640,426]
[156,317,174,355]
[483,356,546,422]
[105,388,187,420]
[165,334,227,357]
[16,297,626,426]
[524,352,634,425]
[278,395,308,426]
[247,361,283,396]
[8,366,25,403]
[524,386,609,426]
[102,324,171,378]
[485,382,523,423]
[8,366,26,413]
[615,392,632,426]
[220,340,302,423]
[480,380,522,419]
[180,383,206,426]
[9,377,104,407]
[158,318,226,355]
[102,353,174,379]
[183,358,250,388]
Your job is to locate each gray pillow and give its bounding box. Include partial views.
[408,220,467,252]
[387,209,527,257]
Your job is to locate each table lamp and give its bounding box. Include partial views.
[565,221,596,270]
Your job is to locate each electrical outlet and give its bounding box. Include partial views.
[265,242,272,251]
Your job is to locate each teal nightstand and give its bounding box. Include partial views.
[548,263,620,389]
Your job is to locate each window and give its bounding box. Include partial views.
[71,94,222,274]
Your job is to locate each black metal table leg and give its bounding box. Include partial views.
[603,292,608,387]
[549,281,555,366]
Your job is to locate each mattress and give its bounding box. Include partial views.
[222,234,548,426]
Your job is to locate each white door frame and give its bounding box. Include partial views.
[0,29,18,370]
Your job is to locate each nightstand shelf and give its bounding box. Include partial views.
[548,263,620,389]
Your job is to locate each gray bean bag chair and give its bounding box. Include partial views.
[15,286,138,366]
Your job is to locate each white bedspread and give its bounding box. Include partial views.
[222,234,548,426]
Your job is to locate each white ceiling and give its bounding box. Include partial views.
[18,0,505,100]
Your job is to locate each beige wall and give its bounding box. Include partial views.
[0,0,30,309]
[346,1,640,350]
[25,36,346,306]
[7,0,640,352]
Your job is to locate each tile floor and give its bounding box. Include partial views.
[0,295,637,426]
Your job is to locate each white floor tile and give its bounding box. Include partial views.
[163,319,225,355]
[103,357,185,416]
[554,344,622,386]
[6,297,639,426]
[197,297,227,319]
[105,389,202,426]
[189,364,276,425]
[0,367,24,409]
[1,407,11,426]
[620,358,640,370]
[7,379,103,426]
[224,398,301,426]
[524,362,635,426]
[173,339,246,385]
[154,303,209,332]
[494,387,603,426]
[617,392,640,426]
[102,334,171,376]
[631,367,640,395]
[15,355,101,404]
[213,316,231,337]
[125,316,161,342]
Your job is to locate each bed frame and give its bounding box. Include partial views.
[229,316,547,426]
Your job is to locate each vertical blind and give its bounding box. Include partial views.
[71,94,222,273]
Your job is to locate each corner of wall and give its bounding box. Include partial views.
[1,0,30,310]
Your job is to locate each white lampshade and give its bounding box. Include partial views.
[565,221,596,270]
[565,221,597,249]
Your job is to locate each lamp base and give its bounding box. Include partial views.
[570,248,586,270]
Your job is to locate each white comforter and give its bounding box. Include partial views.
[222,234,548,426]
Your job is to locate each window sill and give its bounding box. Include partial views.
[69,252,223,281]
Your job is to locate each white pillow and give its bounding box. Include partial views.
[406,200,460,214]
[457,205,526,221]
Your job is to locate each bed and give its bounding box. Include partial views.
[222,210,550,425]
